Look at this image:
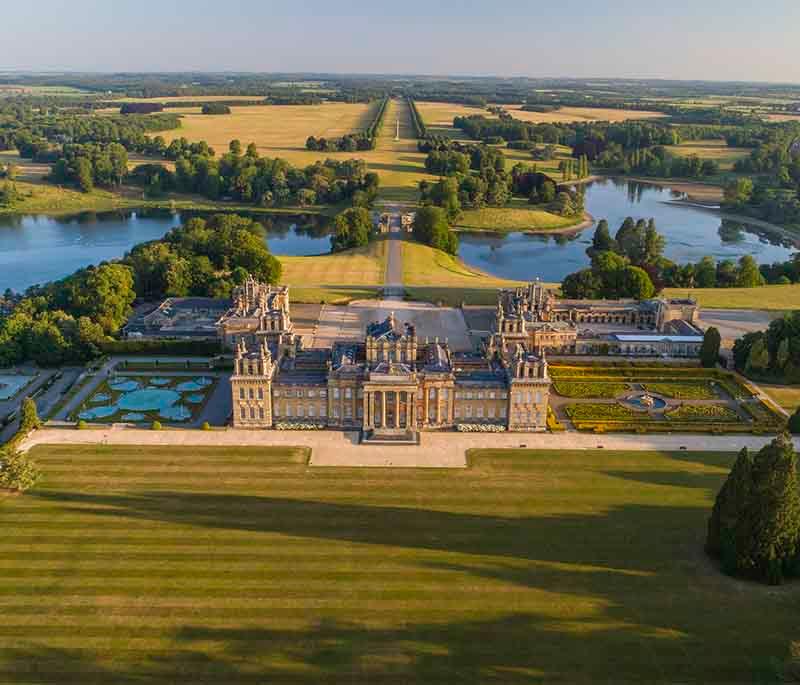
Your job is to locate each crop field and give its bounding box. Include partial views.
[502,105,668,124]
[669,140,750,171]
[1,444,796,683]
[412,101,493,138]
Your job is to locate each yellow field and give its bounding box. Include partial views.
[118,95,268,103]
[503,105,668,124]
[669,140,750,170]
[413,101,493,139]
[279,238,387,287]
[159,102,374,158]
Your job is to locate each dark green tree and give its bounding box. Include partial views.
[330,207,372,252]
[700,326,721,368]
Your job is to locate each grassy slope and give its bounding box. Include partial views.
[760,384,800,411]
[279,238,387,303]
[669,139,751,171]
[663,284,800,310]
[455,199,579,232]
[402,240,525,306]
[1,445,796,683]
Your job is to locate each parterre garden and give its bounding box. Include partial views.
[71,375,217,424]
[1,444,797,683]
[550,363,786,434]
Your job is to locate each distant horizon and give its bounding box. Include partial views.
[2,70,800,88]
[4,0,799,84]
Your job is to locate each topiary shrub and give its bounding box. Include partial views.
[201,421,212,431]
[151,421,163,431]
[77,420,89,430]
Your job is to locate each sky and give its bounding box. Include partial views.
[4,0,800,83]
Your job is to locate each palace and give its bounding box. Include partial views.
[491,281,703,358]
[227,278,550,437]
[224,277,705,437]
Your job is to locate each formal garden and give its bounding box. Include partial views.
[549,363,786,434]
[71,375,218,424]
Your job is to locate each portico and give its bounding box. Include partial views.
[362,387,417,431]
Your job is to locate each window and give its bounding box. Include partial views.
[308,405,315,417]
[357,405,363,418]
[273,389,280,397]
[357,388,364,399]
[320,405,327,417]
[429,388,436,399]
[477,391,484,400]
[489,391,496,399]
[476,406,484,418]
[259,407,265,420]
[535,391,541,403]
[345,405,352,419]
[333,407,340,419]
[240,407,246,419]
[454,406,461,418]
[500,406,507,418]
[488,406,495,419]
[274,404,280,417]
[297,405,305,418]
[345,387,352,400]
[308,389,316,398]
[286,405,293,417]
[297,389,304,399]
[526,391,532,404]
[258,388,264,400]
[465,405,472,418]
[250,407,256,419]
[239,388,245,400]
[320,390,327,398]
[514,392,522,404]
[442,388,449,400]
[466,391,473,400]
[333,388,340,400]
[501,391,508,400]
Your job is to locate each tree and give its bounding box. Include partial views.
[746,337,770,374]
[0,447,40,492]
[330,207,372,252]
[590,219,616,253]
[74,157,94,193]
[695,256,717,288]
[707,435,800,584]
[18,397,41,435]
[788,408,800,435]
[700,326,721,368]
[622,266,656,300]
[735,255,766,288]
[229,140,242,156]
[724,177,754,206]
[412,206,458,255]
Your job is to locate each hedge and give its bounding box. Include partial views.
[665,404,740,422]
[553,380,630,399]
[408,98,427,138]
[641,382,717,400]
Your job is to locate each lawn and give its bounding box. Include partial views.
[278,238,386,303]
[663,284,800,310]
[401,240,526,305]
[761,384,800,412]
[455,200,582,233]
[1,445,796,683]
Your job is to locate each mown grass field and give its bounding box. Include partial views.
[663,283,800,310]
[455,200,582,232]
[1,445,797,683]
[502,104,668,124]
[279,238,386,303]
[401,240,526,306]
[669,139,751,171]
[158,102,375,160]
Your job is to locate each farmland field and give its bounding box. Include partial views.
[503,104,668,124]
[0,444,796,683]
[669,140,751,171]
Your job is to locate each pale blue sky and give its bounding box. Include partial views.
[4,0,800,82]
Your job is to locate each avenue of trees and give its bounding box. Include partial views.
[0,214,281,367]
[706,435,800,585]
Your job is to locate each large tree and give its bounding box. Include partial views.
[700,326,721,368]
[331,207,372,252]
[706,435,800,584]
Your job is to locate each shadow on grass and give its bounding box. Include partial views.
[17,489,797,683]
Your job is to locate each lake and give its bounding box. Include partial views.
[0,210,333,292]
[457,178,798,282]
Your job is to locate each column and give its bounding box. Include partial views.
[363,392,370,429]
[381,391,386,429]
[423,387,429,427]
[394,391,400,429]
[436,388,441,424]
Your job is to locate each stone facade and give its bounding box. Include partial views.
[227,283,550,434]
[491,281,702,357]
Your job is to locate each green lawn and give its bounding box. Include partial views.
[1,445,797,683]
[455,200,581,233]
[663,283,800,311]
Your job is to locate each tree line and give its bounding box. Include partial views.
[305,96,388,153]
[0,214,281,367]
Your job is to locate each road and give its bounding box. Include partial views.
[19,425,798,469]
[383,212,404,300]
